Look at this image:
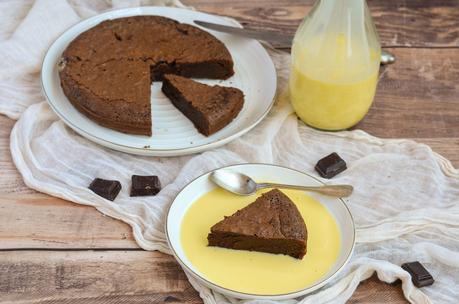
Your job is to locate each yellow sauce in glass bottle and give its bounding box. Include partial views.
[290,0,381,130]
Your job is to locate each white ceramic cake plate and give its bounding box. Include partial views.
[166,163,356,300]
[41,7,277,156]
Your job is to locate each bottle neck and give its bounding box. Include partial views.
[314,0,366,34]
[292,0,380,82]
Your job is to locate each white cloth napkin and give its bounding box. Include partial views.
[2,1,459,303]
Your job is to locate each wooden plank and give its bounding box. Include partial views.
[0,251,202,303]
[368,0,459,47]
[0,194,138,249]
[349,276,408,304]
[0,115,32,195]
[184,0,459,47]
[416,138,459,166]
[0,251,406,304]
[354,47,459,138]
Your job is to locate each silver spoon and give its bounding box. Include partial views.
[209,169,353,197]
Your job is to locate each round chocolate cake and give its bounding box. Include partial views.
[59,16,235,136]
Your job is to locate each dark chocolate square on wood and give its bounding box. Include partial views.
[315,152,347,179]
[130,175,161,197]
[88,178,121,201]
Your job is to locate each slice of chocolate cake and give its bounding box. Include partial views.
[207,189,307,259]
[161,74,244,136]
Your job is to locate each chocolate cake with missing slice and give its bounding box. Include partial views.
[161,74,244,136]
[59,15,235,136]
[207,189,307,259]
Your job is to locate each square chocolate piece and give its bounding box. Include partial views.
[402,261,434,287]
[130,175,161,197]
[315,152,347,179]
[89,178,121,201]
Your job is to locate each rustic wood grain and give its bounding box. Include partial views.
[348,276,407,304]
[184,0,459,47]
[354,48,459,138]
[0,194,137,250]
[0,115,32,195]
[416,138,459,166]
[0,251,202,303]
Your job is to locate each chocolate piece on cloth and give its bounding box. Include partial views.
[401,261,435,287]
[130,175,161,197]
[315,152,347,178]
[88,178,122,201]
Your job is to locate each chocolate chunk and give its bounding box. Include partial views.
[315,152,347,178]
[88,178,121,201]
[402,261,434,287]
[130,175,161,197]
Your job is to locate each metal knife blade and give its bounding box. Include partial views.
[194,20,293,48]
[194,20,395,64]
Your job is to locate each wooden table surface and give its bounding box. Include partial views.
[1,0,458,303]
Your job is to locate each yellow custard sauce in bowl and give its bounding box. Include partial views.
[181,188,341,295]
[166,164,355,300]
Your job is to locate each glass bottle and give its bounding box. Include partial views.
[289,0,381,130]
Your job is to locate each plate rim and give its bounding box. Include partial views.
[165,163,356,300]
[41,6,277,157]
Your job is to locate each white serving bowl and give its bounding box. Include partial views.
[166,163,355,300]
